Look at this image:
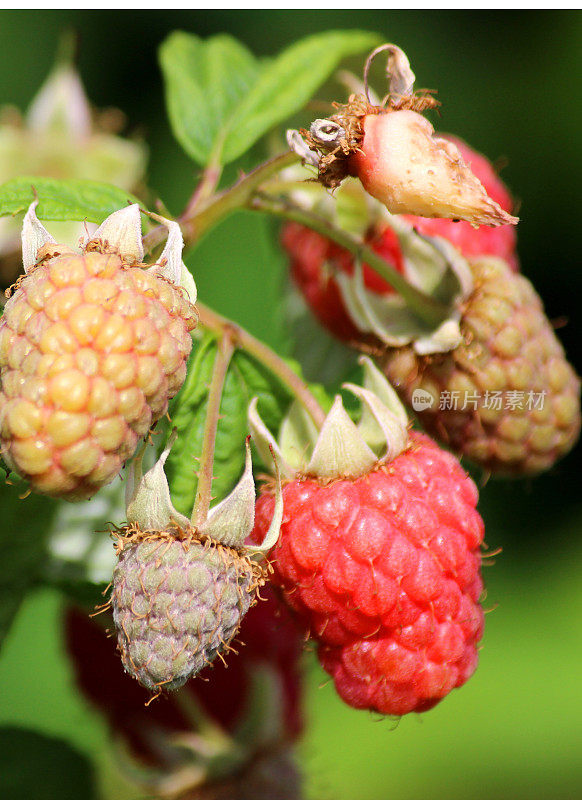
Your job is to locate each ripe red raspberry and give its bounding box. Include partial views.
[252,431,484,716]
[0,220,196,500]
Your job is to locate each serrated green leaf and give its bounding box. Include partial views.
[0,727,96,800]
[159,32,260,166]
[0,483,57,650]
[0,177,141,223]
[220,29,380,164]
[159,29,379,167]
[165,332,294,517]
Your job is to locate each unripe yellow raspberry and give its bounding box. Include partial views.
[381,258,581,475]
[0,206,196,500]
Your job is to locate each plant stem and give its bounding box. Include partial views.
[141,151,299,256]
[248,193,451,327]
[182,158,223,221]
[144,147,451,328]
[196,302,327,429]
[190,332,235,529]
[179,150,300,244]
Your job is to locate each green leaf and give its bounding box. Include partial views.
[0,727,96,800]
[220,29,380,164]
[165,332,294,517]
[0,482,57,650]
[0,177,142,223]
[159,32,260,166]
[159,29,379,167]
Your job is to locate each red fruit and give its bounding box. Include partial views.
[283,221,405,342]
[251,432,485,716]
[64,586,303,766]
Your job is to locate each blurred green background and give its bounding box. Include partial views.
[0,10,581,800]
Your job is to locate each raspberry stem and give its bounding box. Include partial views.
[180,151,301,244]
[141,151,300,254]
[190,332,235,529]
[196,302,327,430]
[181,156,223,221]
[248,192,451,328]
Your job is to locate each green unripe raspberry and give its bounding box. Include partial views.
[111,529,266,692]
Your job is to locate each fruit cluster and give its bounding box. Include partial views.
[284,137,580,476]
[3,38,579,800]
[285,135,520,348]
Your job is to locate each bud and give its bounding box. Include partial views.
[349,110,518,226]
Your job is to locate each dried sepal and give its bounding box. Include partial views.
[306,395,378,479]
[20,201,197,307]
[363,43,416,104]
[287,128,319,168]
[199,438,256,548]
[278,401,320,472]
[334,216,475,355]
[246,447,283,555]
[344,383,408,462]
[385,214,474,301]
[21,200,55,273]
[125,430,281,554]
[248,397,293,480]
[358,355,408,427]
[125,433,190,532]
[146,211,197,302]
[86,203,144,263]
[335,260,433,348]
